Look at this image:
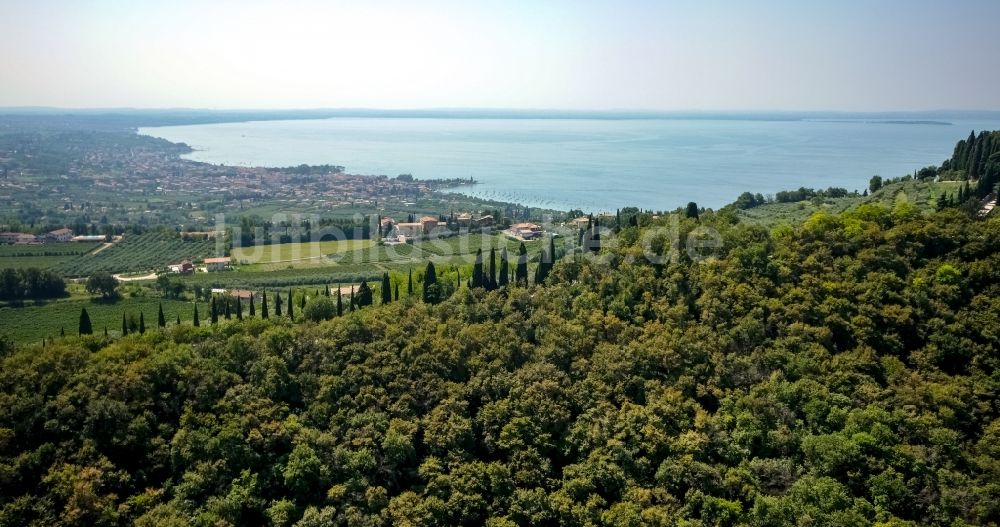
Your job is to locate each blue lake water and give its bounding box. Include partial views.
[139,117,1000,212]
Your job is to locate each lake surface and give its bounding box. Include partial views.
[140,117,1000,212]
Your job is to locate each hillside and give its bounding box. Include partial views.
[2,204,998,526]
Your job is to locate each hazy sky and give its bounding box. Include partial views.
[2,0,998,111]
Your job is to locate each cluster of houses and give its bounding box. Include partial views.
[504,222,544,241]
[0,228,106,245]
[381,212,497,244]
[168,256,231,274]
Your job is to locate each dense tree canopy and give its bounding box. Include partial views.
[1,206,999,526]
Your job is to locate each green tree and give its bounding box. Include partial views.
[261,290,269,319]
[515,243,528,286]
[287,289,294,320]
[336,289,343,316]
[249,294,256,317]
[488,247,497,290]
[121,312,128,336]
[472,249,485,288]
[236,297,243,320]
[85,272,119,299]
[193,304,200,327]
[686,202,700,219]
[357,281,373,307]
[78,307,93,336]
[498,247,509,287]
[423,262,439,303]
[869,175,883,192]
[408,269,414,296]
[304,297,337,322]
[157,303,166,328]
[138,312,145,334]
[382,272,392,304]
[211,296,219,324]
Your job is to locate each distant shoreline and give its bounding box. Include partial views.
[5,107,1000,129]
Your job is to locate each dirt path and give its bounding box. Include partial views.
[89,242,113,255]
[113,272,158,282]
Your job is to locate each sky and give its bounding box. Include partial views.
[1,0,999,111]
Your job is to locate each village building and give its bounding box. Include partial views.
[169,260,195,274]
[0,232,37,244]
[204,256,231,271]
[47,228,74,242]
[505,222,544,240]
[394,222,424,239]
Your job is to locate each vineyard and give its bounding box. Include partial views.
[0,296,196,344]
[55,232,220,276]
[0,242,103,270]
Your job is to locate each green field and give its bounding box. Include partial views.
[0,242,102,270]
[55,232,219,276]
[0,296,198,344]
[232,239,374,269]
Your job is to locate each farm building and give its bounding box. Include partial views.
[205,256,231,271]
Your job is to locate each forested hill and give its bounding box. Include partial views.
[944,130,1000,198]
[2,198,999,526]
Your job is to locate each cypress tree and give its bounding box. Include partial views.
[211,297,219,324]
[382,272,392,304]
[937,192,948,211]
[249,293,256,317]
[224,296,231,320]
[104,327,108,337]
[498,247,509,287]
[60,327,64,337]
[407,269,414,295]
[193,304,200,327]
[275,292,282,317]
[79,307,93,335]
[122,312,129,336]
[261,290,269,319]
[176,314,181,325]
[686,202,699,219]
[236,297,243,320]
[357,281,373,307]
[325,284,330,297]
[336,288,343,316]
[515,243,528,286]
[139,312,145,334]
[158,303,166,328]
[423,261,438,303]
[299,293,306,310]
[350,287,355,311]
[287,289,294,320]
[394,282,399,301]
[488,247,497,290]
[472,249,484,288]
